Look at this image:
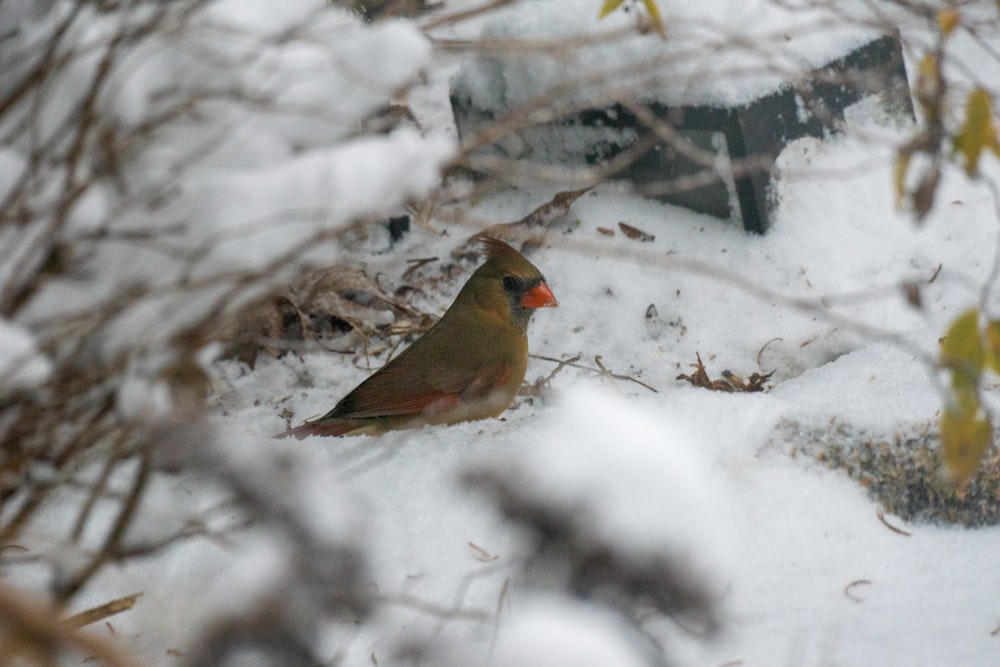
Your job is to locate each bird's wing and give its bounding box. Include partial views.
[321,359,512,420]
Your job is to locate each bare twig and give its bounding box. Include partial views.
[64,592,143,630]
[843,579,872,603]
[0,584,139,667]
[876,508,912,537]
[530,353,658,393]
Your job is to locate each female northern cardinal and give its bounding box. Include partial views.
[277,238,557,438]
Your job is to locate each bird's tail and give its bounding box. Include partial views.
[273,419,355,439]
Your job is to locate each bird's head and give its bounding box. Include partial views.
[464,237,558,331]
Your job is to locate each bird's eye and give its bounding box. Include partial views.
[502,276,518,291]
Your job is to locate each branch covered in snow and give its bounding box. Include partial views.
[0,0,450,661]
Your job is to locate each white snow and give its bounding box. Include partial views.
[5,0,1000,666]
[490,595,653,667]
[475,385,731,592]
[0,318,52,394]
[457,0,885,110]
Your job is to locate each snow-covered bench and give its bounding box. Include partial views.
[449,1,914,233]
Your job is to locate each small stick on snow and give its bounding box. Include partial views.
[876,508,912,536]
[64,592,143,630]
[844,579,872,603]
[530,354,658,393]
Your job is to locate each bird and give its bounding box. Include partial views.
[276,238,557,438]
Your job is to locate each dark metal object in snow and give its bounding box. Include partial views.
[387,214,410,243]
[450,33,913,234]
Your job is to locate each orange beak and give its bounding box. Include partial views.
[520,282,558,309]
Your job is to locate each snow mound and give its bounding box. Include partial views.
[492,595,654,667]
[467,385,730,626]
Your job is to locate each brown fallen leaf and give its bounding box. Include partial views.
[677,352,774,392]
[217,262,436,365]
[215,293,304,367]
[597,226,615,236]
[455,185,594,258]
[618,221,654,242]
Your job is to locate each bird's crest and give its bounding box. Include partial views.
[477,236,528,265]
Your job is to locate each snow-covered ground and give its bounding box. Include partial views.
[95,138,1000,664]
[206,136,1000,665]
[5,0,1000,665]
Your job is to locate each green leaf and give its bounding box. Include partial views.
[598,0,666,36]
[987,319,1000,375]
[940,309,995,481]
[941,397,992,483]
[598,0,626,19]
[937,8,960,37]
[941,307,985,375]
[918,53,938,78]
[954,88,1000,177]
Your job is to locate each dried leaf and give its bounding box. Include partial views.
[216,261,431,364]
[893,151,910,207]
[597,226,615,237]
[677,352,772,392]
[216,294,303,366]
[911,167,940,221]
[457,186,593,257]
[297,265,405,320]
[519,185,593,229]
[901,281,922,309]
[618,221,654,242]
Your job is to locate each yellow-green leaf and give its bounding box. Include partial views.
[598,0,626,19]
[918,53,938,79]
[954,88,1000,177]
[941,307,985,374]
[987,319,1000,376]
[938,8,960,37]
[941,401,992,483]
